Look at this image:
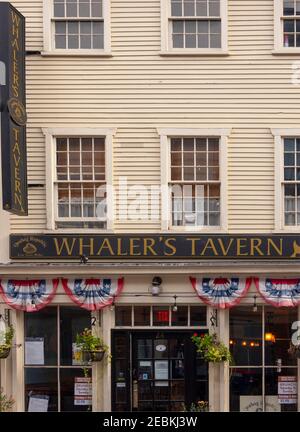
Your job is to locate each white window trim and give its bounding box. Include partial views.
[42,0,111,56]
[272,128,300,231]
[42,127,116,233]
[158,127,230,233]
[273,0,300,54]
[160,0,228,55]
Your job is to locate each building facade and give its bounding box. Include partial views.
[1,0,300,412]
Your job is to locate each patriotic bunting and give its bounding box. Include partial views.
[255,278,300,307]
[190,277,252,309]
[0,279,59,312]
[62,278,124,311]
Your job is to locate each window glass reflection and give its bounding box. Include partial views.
[230,368,263,412]
[25,368,58,411]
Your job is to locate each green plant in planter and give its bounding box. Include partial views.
[75,328,111,364]
[183,400,209,412]
[191,333,232,363]
[0,388,15,412]
[0,326,14,359]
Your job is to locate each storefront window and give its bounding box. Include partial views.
[24,306,92,412]
[230,306,298,412]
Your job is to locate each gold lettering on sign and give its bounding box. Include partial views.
[143,238,157,256]
[186,238,201,256]
[250,238,264,256]
[164,238,176,256]
[117,238,128,256]
[96,238,115,256]
[201,239,219,256]
[217,238,234,256]
[236,238,248,256]
[12,127,24,212]
[267,238,283,256]
[129,238,141,256]
[54,238,76,256]
[11,11,21,99]
[79,237,94,256]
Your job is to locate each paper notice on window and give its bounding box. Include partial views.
[154,360,168,380]
[74,377,92,406]
[25,338,44,365]
[28,395,49,412]
[278,376,298,404]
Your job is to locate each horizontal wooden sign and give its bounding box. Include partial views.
[9,234,300,260]
[0,3,28,215]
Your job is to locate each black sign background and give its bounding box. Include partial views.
[9,233,300,260]
[0,2,28,215]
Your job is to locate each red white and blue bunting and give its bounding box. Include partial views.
[62,278,124,311]
[255,278,300,307]
[0,279,59,312]
[190,277,252,309]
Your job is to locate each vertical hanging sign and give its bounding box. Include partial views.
[0,2,28,215]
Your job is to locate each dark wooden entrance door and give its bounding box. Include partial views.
[112,330,208,411]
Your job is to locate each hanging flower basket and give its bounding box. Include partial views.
[0,326,14,360]
[75,328,111,363]
[191,333,232,363]
[82,349,105,363]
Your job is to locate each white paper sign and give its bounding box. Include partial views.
[28,395,49,412]
[154,360,168,380]
[25,338,44,365]
[74,377,92,406]
[278,376,297,404]
[240,396,280,412]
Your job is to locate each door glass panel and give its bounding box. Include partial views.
[265,307,297,366]
[265,368,298,412]
[230,368,263,412]
[60,307,91,365]
[115,359,127,382]
[137,339,152,358]
[154,384,169,400]
[25,368,58,411]
[171,359,185,378]
[24,308,57,366]
[169,338,185,358]
[138,382,152,401]
[138,360,152,380]
[154,339,168,358]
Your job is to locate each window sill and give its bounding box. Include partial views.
[272,49,300,55]
[163,228,227,233]
[43,228,114,234]
[41,50,113,57]
[159,49,229,57]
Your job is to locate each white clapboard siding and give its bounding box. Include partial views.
[8,0,300,232]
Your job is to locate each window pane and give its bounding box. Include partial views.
[284,138,295,151]
[25,308,57,366]
[190,306,206,326]
[171,306,188,326]
[25,368,58,411]
[284,19,295,32]
[230,368,263,412]
[134,306,151,326]
[265,368,298,412]
[284,167,295,180]
[284,1,295,15]
[60,307,91,366]
[93,35,104,49]
[186,34,197,47]
[60,368,92,411]
[171,138,182,151]
[115,306,132,326]
[173,34,184,48]
[209,0,220,16]
[91,0,102,17]
[284,152,295,166]
[79,1,90,17]
[230,307,262,366]
[265,306,298,366]
[137,339,152,358]
[54,3,65,17]
[171,1,182,16]
[210,33,221,48]
[184,0,195,16]
[196,0,207,16]
[66,2,77,16]
[153,306,170,326]
[55,35,66,49]
[68,35,79,48]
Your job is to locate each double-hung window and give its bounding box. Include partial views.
[273,129,300,229]
[43,128,115,231]
[161,0,227,54]
[159,129,230,231]
[43,0,111,54]
[274,0,300,52]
